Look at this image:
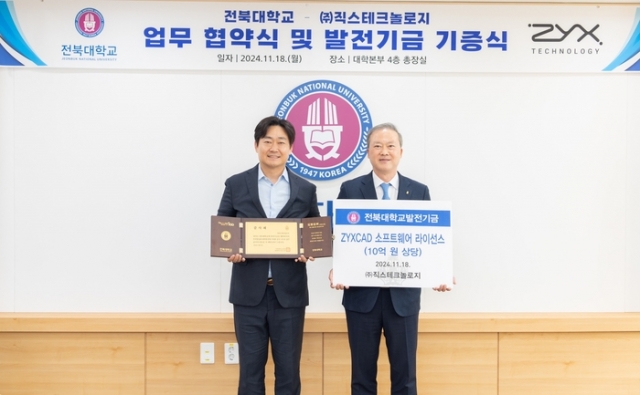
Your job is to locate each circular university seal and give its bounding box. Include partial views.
[75,8,105,38]
[275,80,372,181]
[347,211,361,224]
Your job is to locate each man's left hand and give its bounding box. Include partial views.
[295,255,314,263]
[432,276,456,292]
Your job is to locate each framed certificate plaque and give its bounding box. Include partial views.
[210,216,332,259]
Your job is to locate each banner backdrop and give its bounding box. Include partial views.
[1,0,639,72]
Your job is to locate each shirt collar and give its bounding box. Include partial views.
[258,166,289,183]
[372,172,399,190]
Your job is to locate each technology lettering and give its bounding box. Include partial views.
[529,23,601,44]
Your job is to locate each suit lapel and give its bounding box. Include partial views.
[397,172,412,200]
[360,172,378,200]
[245,165,267,218]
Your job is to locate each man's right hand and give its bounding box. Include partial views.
[328,269,349,290]
[227,254,245,263]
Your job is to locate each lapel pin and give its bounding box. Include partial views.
[406,191,409,195]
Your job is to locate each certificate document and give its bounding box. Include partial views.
[244,220,298,256]
[210,216,332,259]
[332,200,452,288]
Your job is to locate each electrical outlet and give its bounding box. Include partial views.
[225,342,239,364]
[200,342,214,364]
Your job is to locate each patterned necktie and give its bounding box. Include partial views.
[381,183,390,200]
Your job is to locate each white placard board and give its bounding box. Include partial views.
[332,199,453,288]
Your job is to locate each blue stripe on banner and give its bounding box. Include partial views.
[0,41,22,65]
[0,1,46,66]
[627,57,640,71]
[603,8,640,71]
[335,209,450,227]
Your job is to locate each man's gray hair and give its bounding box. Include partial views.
[366,122,403,147]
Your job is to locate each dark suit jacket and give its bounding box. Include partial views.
[337,171,430,317]
[217,164,320,308]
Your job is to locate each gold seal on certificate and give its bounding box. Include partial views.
[210,216,332,259]
[221,231,231,241]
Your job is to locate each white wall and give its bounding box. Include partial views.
[1,68,638,312]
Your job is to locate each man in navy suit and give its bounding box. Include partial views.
[217,116,320,395]
[330,123,454,395]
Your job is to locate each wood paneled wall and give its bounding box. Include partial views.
[1,313,640,395]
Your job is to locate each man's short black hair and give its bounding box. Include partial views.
[254,116,296,146]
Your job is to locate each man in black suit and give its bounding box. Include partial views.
[217,116,320,395]
[330,123,454,395]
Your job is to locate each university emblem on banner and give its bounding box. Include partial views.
[347,211,361,224]
[275,80,372,181]
[75,8,105,38]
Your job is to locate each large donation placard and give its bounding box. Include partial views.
[332,199,452,288]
